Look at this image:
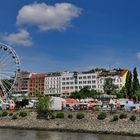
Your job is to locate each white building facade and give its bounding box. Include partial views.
[44,71,99,97]
[61,72,97,97]
[61,72,76,97]
[44,70,128,97]
[77,72,98,91]
[44,74,61,96]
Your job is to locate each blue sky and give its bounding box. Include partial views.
[0,0,140,76]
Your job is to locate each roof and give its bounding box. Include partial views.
[98,69,128,77]
[66,99,79,105]
[30,74,47,78]
[46,72,61,77]
[120,70,128,76]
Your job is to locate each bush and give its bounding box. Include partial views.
[9,113,13,116]
[97,112,106,120]
[116,93,123,98]
[1,111,8,117]
[12,114,18,120]
[68,114,73,119]
[50,114,56,119]
[56,113,64,119]
[112,115,119,121]
[130,115,136,122]
[19,111,27,117]
[119,114,127,119]
[76,113,85,119]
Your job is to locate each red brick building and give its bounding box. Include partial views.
[28,74,46,95]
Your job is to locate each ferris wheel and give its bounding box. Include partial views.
[0,43,21,98]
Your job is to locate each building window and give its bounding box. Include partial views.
[62,87,65,89]
[66,82,69,85]
[92,75,96,78]
[92,85,96,88]
[70,77,73,80]
[83,81,86,84]
[83,76,86,79]
[79,76,82,79]
[66,77,69,80]
[87,76,91,79]
[62,78,65,80]
[62,82,65,85]
[70,82,73,84]
[88,81,91,84]
[92,80,96,83]
[79,81,82,84]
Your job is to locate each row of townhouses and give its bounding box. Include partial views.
[17,69,128,97]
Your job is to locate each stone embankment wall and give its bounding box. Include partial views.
[0,111,140,136]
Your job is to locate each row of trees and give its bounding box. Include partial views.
[122,67,140,98]
[69,86,101,99]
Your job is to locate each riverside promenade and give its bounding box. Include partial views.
[0,111,140,136]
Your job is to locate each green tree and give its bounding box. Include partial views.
[90,89,99,98]
[70,86,90,99]
[36,96,53,119]
[80,86,90,98]
[88,68,106,73]
[125,71,133,98]
[69,86,100,99]
[69,91,82,99]
[133,67,139,94]
[119,86,127,98]
[133,91,140,100]
[103,78,118,95]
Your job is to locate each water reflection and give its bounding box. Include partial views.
[0,129,139,140]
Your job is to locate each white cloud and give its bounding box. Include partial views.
[136,52,140,60]
[16,2,81,31]
[2,29,32,47]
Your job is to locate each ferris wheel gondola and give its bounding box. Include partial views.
[0,43,21,99]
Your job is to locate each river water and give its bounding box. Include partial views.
[0,129,139,140]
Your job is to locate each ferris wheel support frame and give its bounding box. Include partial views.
[0,42,21,100]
